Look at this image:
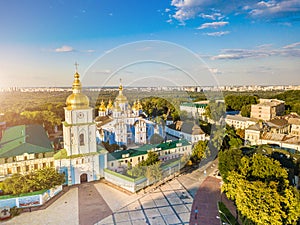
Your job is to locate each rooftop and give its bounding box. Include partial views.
[0,124,53,158]
[107,139,191,161]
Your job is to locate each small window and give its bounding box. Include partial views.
[79,134,84,146]
[111,162,114,167]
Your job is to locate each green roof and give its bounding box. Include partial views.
[156,139,191,150]
[107,140,191,161]
[108,146,152,161]
[0,124,53,158]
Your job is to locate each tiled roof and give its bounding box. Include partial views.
[267,118,288,128]
[288,118,300,125]
[167,121,205,135]
[95,115,113,126]
[0,124,53,158]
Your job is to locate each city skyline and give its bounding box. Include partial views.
[0,0,299,87]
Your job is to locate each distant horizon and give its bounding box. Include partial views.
[1,83,300,90]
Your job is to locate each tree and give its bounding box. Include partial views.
[0,168,65,195]
[236,128,245,139]
[222,153,300,225]
[204,101,226,122]
[191,140,208,162]
[1,174,30,195]
[145,162,162,184]
[218,148,242,182]
[149,133,164,144]
[225,95,258,111]
[240,104,251,117]
[32,167,65,190]
[142,151,159,166]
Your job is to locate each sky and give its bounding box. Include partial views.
[0,0,299,87]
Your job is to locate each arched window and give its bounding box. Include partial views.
[79,134,84,146]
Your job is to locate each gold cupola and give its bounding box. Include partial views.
[136,99,142,110]
[107,99,113,110]
[66,71,89,110]
[99,100,106,112]
[132,101,137,111]
[115,79,128,104]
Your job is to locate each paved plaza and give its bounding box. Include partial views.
[2,159,228,225]
[96,179,193,225]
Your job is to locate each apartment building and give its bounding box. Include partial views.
[251,99,285,121]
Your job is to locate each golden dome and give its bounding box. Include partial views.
[115,79,128,104]
[132,101,137,111]
[66,72,89,110]
[136,99,142,110]
[107,99,113,109]
[99,100,106,112]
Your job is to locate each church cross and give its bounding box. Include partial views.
[74,62,79,72]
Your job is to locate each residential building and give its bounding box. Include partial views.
[245,123,265,145]
[107,139,192,172]
[179,101,208,118]
[165,121,207,143]
[0,124,54,180]
[288,117,300,136]
[225,115,257,130]
[250,99,285,121]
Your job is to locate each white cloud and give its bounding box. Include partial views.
[204,31,230,36]
[282,42,300,49]
[211,42,300,60]
[55,45,74,53]
[249,0,300,17]
[170,0,300,24]
[209,68,222,74]
[199,12,224,20]
[165,8,171,12]
[197,21,229,29]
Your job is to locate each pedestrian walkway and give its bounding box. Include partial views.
[78,183,112,225]
[190,176,221,225]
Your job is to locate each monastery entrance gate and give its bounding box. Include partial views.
[80,173,88,183]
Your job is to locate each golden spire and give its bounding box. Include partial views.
[119,78,123,91]
[99,100,106,112]
[107,99,113,109]
[65,63,89,109]
[115,78,128,104]
[72,62,82,92]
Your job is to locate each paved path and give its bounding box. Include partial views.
[190,176,221,225]
[78,183,112,225]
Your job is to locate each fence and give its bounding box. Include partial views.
[0,185,62,209]
[104,159,184,193]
